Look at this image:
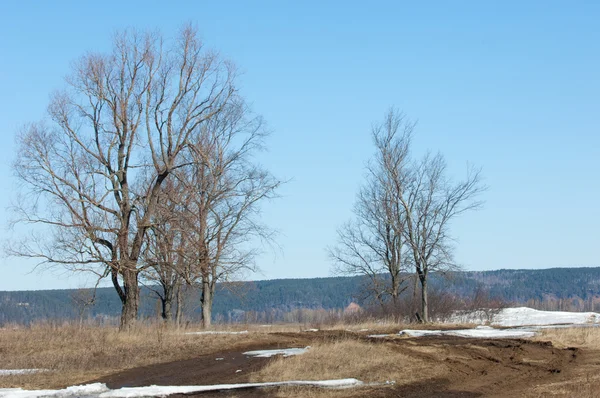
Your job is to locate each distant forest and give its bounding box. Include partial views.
[2,267,600,325]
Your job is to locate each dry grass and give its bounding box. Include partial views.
[526,327,600,398]
[534,326,600,349]
[250,339,444,398]
[0,323,273,389]
[526,374,600,398]
[251,339,446,398]
[252,339,442,385]
[312,321,478,336]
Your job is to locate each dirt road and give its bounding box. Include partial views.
[92,331,590,397]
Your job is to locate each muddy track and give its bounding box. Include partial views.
[91,332,583,397]
[386,336,579,397]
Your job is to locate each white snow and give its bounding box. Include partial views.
[450,307,600,327]
[400,330,443,337]
[0,383,109,397]
[492,307,600,327]
[243,346,310,358]
[184,330,248,335]
[0,370,46,376]
[400,325,535,339]
[0,379,364,397]
[303,328,319,332]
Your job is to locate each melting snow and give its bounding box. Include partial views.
[400,325,536,339]
[0,379,363,397]
[492,307,600,327]
[450,307,600,327]
[243,346,310,358]
[0,383,109,397]
[0,370,46,376]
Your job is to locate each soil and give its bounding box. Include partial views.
[91,331,591,397]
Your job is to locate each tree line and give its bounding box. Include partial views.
[4,268,600,326]
[9,25,484,329]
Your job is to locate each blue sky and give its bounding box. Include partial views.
[0,1,598,290]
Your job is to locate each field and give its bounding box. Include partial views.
[2,318,600,397]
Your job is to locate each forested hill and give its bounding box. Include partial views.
[1,267,600,325]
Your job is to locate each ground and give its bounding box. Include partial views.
[2,323,600,397]
[94,330,597,397]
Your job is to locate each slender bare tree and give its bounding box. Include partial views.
[10,25,236,329]
[141,179,186,323]
[399,153,485,322]
[330,110,414,306]
[175,99,282,328]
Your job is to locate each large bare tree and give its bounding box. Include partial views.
[10,26,236,329]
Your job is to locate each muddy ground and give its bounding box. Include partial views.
[92,331,595,397]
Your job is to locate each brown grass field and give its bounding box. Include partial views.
[2,322,600,397]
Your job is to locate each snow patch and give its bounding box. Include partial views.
[0,370,46,376]
[243,346,310,358]
[0,382,109,397]
[450,307,600,327]
[0,379,363,397]
[400,326,535,339]
[493,307,600,327]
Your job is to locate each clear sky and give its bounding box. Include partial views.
[0,1,598,291]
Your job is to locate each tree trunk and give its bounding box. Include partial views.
[161,296,172,322]
[411,274,419,319]
[421,277,429,323]
[159,283,175,322]
[120,269,140,330]
[391,274,400,306]
[201,278,212,328]
[175,284,183,326]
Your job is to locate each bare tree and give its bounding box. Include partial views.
[141,180,186,323]
[330,110,414,307]
[10,25,236,329]
[399,153,485,322]
[175,99,281,328]
[331,108,485,322]
[70,287,96,326]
